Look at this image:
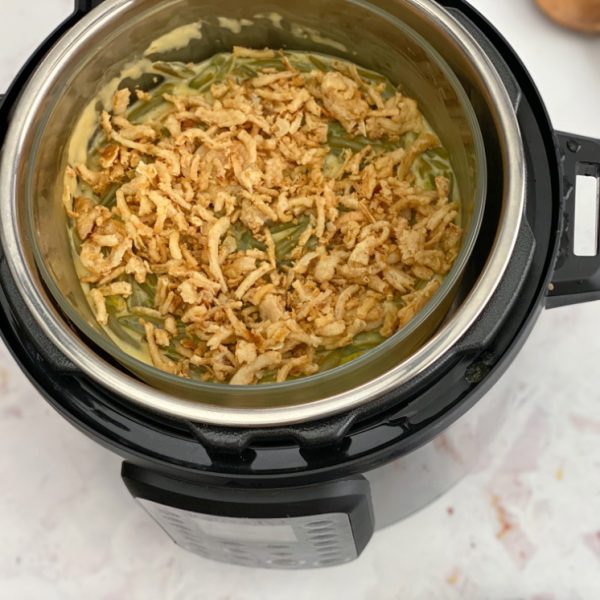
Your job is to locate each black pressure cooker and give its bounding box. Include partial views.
[1,0,599,569]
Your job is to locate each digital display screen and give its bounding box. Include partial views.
[193,516,298,542]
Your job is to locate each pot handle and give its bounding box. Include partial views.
[547,132,600,308]
[188,410,359,452]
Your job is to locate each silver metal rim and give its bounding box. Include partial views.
[0,0,525,427]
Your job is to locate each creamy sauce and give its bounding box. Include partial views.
[253,12,284,29]
[289,23,348,53]
[68,59,155,165]
[144,23,204,56]
[217,16,253,34]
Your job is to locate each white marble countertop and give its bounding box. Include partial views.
[2,0,600,597]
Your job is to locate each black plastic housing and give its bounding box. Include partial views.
[123,462,374,555]
[0,0,595,491]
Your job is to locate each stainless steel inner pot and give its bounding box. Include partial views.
[0,0,524,427]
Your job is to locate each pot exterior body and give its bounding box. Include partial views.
[366,371,514,529]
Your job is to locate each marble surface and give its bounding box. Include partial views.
[2,0,600,597]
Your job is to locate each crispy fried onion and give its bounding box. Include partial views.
[65,48,462,384]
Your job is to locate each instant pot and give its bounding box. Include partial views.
[1,0,600,569]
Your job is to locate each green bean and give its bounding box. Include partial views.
[274,215,310,259]
[129,309,164,327]
[189,54,236,90]
[328,135,369,153]
[173,320,188,336]
[271,232,293,244]
[413,150,453,192]
[413,160,435,190]
[100,183,119,208]
[305,235,319,251]
[328,122,397,154]
[163,346,183,362]
[217,56,235,80]
[269,221,300,240]
[351,331,386,349]
[317,331,385,371]
[269,220,299,234]
[189,365,207,381]
[211,54,228,68]
[447,175,455,200]
[275,241,294,259]
[244,58,286,71]
[128,281,154,309]
[128,83,175,123]
[129,96,168,123]
[105,295,127,315]
[71,229,82,254]
[341,333,384,356]
[117,315,147,335]
[153,61,195,79]
[327,122,346,138]
[296,214,311,229]
[246,233,267,251]
[87,125,105,154]
[232,223,267,252]
[428,158,450,170]
[355,66,397,97]
[276,243,298,259]
[257,369,278,384]
[108,314,141,347]
[392,295,406,308]
[119,73,165,98]
[188,54,228,89]
[329,136,394,154]
[356,66,388,83]
[307,55,328,72]
[426,147,450,160]
[382,85,397,100]
[421,150,450,171]
[233,64,258,78]
[317,351,342,372]
[188,68,216,90]
[139,273,158,299]
[339,350,367,366]
[276,239,301,259]
[328,59,395,96]
[286,59,313,73]
[402,131,418,149]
